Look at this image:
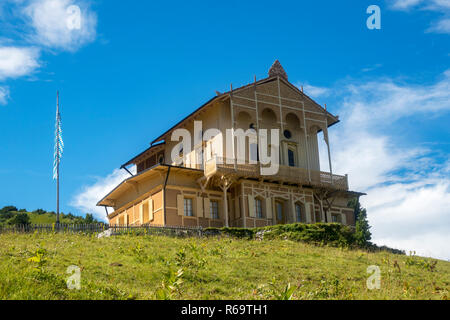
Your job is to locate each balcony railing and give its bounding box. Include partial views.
[204,156,349,191]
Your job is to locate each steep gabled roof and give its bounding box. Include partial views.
[150,72,339,145]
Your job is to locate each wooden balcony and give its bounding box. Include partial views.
[204,157,349,191]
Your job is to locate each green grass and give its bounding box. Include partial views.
[0,232,448,300]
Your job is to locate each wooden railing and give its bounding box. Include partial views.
[204,156,349,190]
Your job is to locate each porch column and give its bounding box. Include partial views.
[219,176,233,227]
[301,102,311,182]
[324,105,333,184]
[223,187,229,227]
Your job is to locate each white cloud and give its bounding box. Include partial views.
[0,46,40,80]
[346,73,450,122]
[317,69,450,260]
[390,0,450,34]
[297,83,331,98]
[0,1,97,105]
[376,232,450,261]
[361,63,382,72]
[0,86,9,105]
[23,0,97,51]
[390,0,424,10]
[70,166,136,222]
[427,17,450,33]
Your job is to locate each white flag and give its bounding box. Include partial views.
[53,103,63,180]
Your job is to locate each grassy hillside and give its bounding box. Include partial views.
[0,232,448,300]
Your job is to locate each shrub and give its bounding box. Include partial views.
[255,223,356,247]
[0,206,18,214]
[6,212,31,226]
[204,227,255,239]
[206,223,356,247]
[32,209,46,215]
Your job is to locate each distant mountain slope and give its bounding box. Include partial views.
[0,206,100,225]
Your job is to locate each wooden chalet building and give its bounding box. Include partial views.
[98,61,364,228]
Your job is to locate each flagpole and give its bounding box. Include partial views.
[56,91,60,226]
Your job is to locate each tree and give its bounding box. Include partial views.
[348,198,372,247]
[33,209,46,215]
[0,206,18,214]
[7,213,31,226]
[85,213,94,224]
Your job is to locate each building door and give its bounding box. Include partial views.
[275,201,285,224]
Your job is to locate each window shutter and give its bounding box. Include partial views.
[265,197,272,219]
[177,194,184,216]
[248,195,255,218]
[203,198,210,218]
[326,211,332,223]
[341,213,347,225]
[304,203,310,223]
[139,203,144,224]
[149,199,154,221]
[196,197,203,218]
[234,197,240,218]
[291,200,296,222]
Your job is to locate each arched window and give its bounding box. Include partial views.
[261,108,277,125]
[237,111,252,129]
[286,113,301,130]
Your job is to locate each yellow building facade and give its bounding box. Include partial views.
[98,61,364,228]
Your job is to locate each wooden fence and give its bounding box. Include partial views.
[0,223,204,237]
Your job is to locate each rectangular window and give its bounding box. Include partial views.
[250,143,258,163]
[288,149,295,167]
[332,215,338,223]
[184,198,193,217]
[295,204,302,222]
[276,202,283,221]
[255,199,263,218]
[210,200,219,219]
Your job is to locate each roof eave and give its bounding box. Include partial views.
[120,141,166,169]
[96,164,204,207]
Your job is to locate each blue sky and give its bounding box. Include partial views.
[0,0,449,259]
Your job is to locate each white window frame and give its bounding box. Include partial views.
[255,198,263,218]
[295,203,302,222]
[210,200,219,219]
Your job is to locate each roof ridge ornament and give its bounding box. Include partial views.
[268,60,288,80]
